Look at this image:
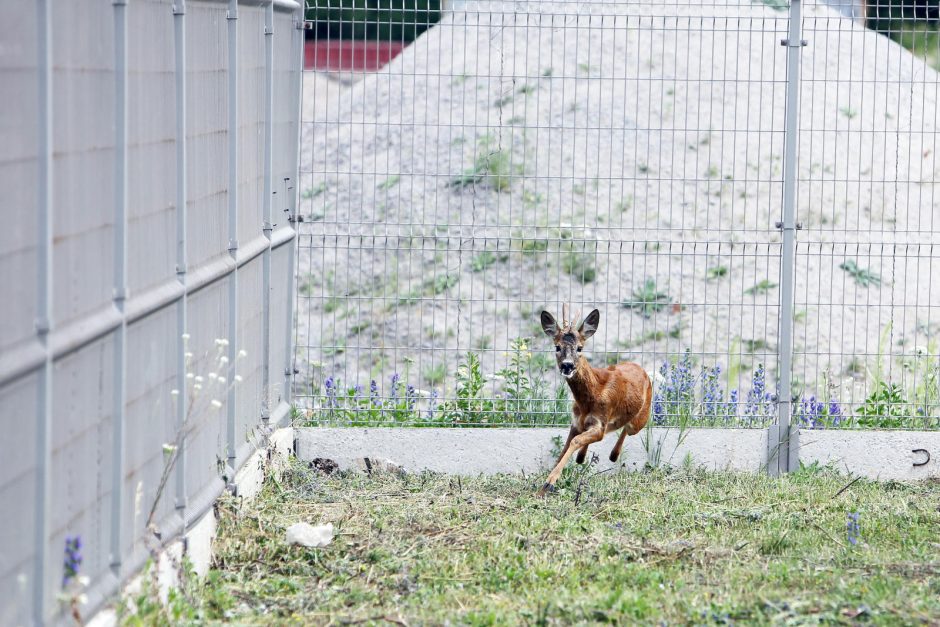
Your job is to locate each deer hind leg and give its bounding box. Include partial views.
[611,380,654,462]
[575,445,590,464]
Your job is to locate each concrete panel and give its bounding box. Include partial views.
[0,2,39,354]
[186,1,230,270]
[798,429,940,480]
[184,280,229,503]
[50,336,115,612]
[0,374,39,627]
[127,0,178,295]
[51,0,116,327]
[269,241,291,408]
[236,255,264,466]
[237,5,266,248]
[294,427,769,475]
[123,306,178,557]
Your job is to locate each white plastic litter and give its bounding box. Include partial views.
[286,522,334,548]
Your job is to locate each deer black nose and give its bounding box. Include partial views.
[560,362,574,375]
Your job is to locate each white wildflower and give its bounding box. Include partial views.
[211,399,223,409]
[170,389,179,397]
[181,333,190,341]
[208,372,218,380]
[194,376,204,383]
[217,376,227,384]
[184,351,193,359]
[238,349,247,358]
[220,356,229,365]
[234,375,243,383]
[186,372,194,379]
[77,594,88,605]
[193,383,202,391]
[77,575,90,588]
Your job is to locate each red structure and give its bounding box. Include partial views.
[304,40,407,71]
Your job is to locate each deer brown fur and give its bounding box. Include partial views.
[536,307,652,497]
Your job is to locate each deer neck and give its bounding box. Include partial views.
[565,359,598,404]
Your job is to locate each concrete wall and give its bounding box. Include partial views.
[295,427,770,475]
[0,2,302,625]
[295,427,940,481]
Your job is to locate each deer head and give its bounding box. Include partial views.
[540,305,600,379]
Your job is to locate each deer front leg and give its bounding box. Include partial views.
[537,423,605,497]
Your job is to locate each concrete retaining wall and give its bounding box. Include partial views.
[295,427,940,480]
[294,427,770,475]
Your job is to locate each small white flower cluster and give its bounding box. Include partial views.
[163,333,248,453]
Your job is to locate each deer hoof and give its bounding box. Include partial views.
[536,483,557,497]
[609,450,621,462]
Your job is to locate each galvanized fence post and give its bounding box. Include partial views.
[34,0,54,621]
[262,1,274,426]
[773,0,805,476]
[226,0,239,475]
[173,0,188,512]
[110,0,129,574]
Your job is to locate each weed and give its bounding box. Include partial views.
[745,280,777,296]
[561,251,598,284]
[471,250,509,272]
[624,279,670,318]
[301,182,328,199]
[840,106,858,119]
[706,266,728,280]
[450,138,513,192]
[423,363,447,386]
[377,175,400,190]
[839,260,881,287]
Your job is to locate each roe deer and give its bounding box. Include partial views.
[536,305,652,497]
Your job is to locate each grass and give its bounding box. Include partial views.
[624,279,670,318]
[450,146,513,192]
[183,461,940,625]
[840,260,882,287]
[745,279,778,296]
[706,265,728,280]
[561,250,598,284]
[470,250,508,273]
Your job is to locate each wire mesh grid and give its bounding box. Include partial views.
[294,0,940,430]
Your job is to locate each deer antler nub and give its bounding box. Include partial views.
[562,303,570,328]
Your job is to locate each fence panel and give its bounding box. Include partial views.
[295,1,792,428]
[0,1,302,624]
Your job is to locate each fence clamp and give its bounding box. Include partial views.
[781,39,808,48]
[774,221,803,231]
[912,448,931,467]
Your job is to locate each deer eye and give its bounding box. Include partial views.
[577,347,582,352]
[555,346,561,352]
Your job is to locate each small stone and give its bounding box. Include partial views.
[286,522,333,548]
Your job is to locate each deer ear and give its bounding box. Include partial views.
[540,311,559,337]
[579,309,600,339]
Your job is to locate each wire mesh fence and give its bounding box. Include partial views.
[294,0,940,431]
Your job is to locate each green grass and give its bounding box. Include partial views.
[706,265,728,280]
[182,462,940,625]
[624,279,670,318]
[561,251,598,283]
[745,280,778,296]
[450,144,513,192]
[377,175,401,190]
[470,250,508,273]
[839,260,882,288]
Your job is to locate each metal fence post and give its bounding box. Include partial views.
[226,0,239,475]
[110,0,129,574]
[261,1,274,426]
[173,0,188,512]
[34,0,54,621]
[285,12,304,411]
[774,0,805,475]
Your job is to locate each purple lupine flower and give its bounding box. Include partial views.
[406,384,417,411]
[828,398,843,427]
[352,383,363,400]
[427,389,439,420]
[701,364,724,422]
[744,363,773,426]
[846,512,861,546]
[796,396,825,429]
[369,380,380,407]
[654,350,696,425]
[726,389,740,423]
[390,373,401,400]
[324,376,337,409]
[63,536,82,588]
